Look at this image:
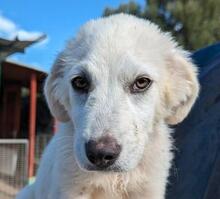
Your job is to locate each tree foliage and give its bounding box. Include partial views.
[103,0,220,50]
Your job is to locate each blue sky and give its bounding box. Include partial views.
[0,0,145,71]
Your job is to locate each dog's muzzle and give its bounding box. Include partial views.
[85,135,121,170]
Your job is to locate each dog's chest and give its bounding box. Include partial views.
[90,188,128,199]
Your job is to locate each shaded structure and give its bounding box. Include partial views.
[0,60,51,178]
[0,36,53,189]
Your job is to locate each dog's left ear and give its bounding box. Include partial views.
[164,51,200,125]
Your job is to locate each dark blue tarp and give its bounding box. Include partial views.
[167,43,220,199]
[192,42,220,69]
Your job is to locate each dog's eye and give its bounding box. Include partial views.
[131,76,152,93]
[71,76,89,92]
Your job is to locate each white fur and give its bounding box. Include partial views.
[16,14,199,199]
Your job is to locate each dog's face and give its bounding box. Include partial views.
[45,14,199,172]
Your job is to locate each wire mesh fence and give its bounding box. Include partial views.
[0,139,28,199]
[0,135,53,198]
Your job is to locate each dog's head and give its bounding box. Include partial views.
[45,14,199,172]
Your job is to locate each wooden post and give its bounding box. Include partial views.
[28,73,37,179]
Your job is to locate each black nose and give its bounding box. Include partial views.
[85,135,121,169]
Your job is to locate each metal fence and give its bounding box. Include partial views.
[0,139,28,199]
[0,135,53,199]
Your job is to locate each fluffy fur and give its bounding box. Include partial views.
[16,14,199,199]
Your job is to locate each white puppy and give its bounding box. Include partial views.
[17,14,199,199]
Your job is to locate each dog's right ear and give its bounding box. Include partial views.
[44,59,70,122]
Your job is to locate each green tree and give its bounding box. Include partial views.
[103,0,220,50]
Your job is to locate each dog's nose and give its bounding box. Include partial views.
[85,136,121,169]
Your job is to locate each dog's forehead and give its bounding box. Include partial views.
[63,14,175,80]
[67,52,160,83]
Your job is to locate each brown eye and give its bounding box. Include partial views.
[71,76,89,92]
[131,76,152,93]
